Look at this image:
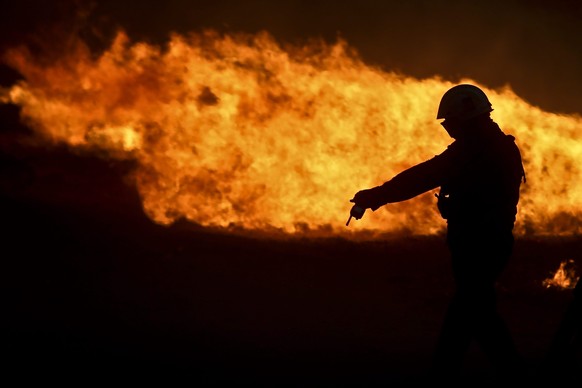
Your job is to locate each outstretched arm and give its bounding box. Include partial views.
[351,153,449,211]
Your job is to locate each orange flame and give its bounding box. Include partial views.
[543,260,579,289]
[2,30,582,238]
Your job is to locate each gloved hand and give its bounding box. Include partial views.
[350,187,381,210]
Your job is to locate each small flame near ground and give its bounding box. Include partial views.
[543,260,580,290]
[2,29,582,238]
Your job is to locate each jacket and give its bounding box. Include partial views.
[356,119,525,235]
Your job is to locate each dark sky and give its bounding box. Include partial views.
[2,0,582,115]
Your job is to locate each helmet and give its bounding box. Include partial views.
[436,84,493,121]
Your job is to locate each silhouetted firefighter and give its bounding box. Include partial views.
[349,84,526,379]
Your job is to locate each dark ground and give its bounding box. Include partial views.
[1,104,581,386]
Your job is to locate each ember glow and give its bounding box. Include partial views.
[543,260,579,290]
[3,30,582,237]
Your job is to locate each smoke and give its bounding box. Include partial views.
[2,1,581,115]
[68,0,582,116]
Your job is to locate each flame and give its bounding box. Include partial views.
[543,260,579,289]
[3,30,582,238]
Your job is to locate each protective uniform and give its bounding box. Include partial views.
[351,84,526,377]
